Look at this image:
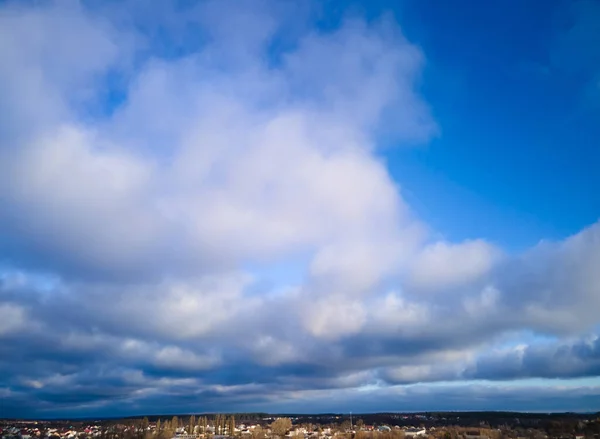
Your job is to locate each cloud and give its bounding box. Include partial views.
[465,335,600,381]
[0,0,599,418]
[494,222,600,334]
[407,239,501,292]
[0,303,26,336]
[0,0,431,283]
[2,218,600,415]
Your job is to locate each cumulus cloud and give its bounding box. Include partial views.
[407,239,501,292]
[0,0,599,417]
[0,0,430,283]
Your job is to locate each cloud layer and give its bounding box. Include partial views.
[0,0,599,417]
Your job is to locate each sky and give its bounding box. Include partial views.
[0,0,599,419]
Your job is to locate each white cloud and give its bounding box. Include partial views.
[0,0,131,139]
[303,294,367,340]
[408,239,501,292]
[0,1,434,284]
[67,273,256,340]
[366,292,429,333]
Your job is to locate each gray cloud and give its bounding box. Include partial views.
[465,336,600,381]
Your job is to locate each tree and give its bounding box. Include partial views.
[271,418,292,438]
[138,418,149,439]
[215,415,226,436]
[228,416,236,437]
[163,420,174,439]
[219,415,225,435]
[172,417,180,432]
[197,417,207,436]
[189,416,196,435]
[155,420,163,439]
[251,427,265,439]
[215,416,221,435]
[356,420,365,430]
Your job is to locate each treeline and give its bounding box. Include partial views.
[122,415,269,424]
[101,414,237,439]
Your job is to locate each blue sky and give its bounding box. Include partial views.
[0,0,599,418]
[388,0,600,249]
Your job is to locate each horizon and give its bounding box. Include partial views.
[4,410,600,422]
[1,0,599,418]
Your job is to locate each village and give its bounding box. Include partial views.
[2,413,599,439]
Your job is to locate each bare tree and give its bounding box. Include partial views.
[228,416,236,437]
[215,416,222,435]
[271,419,292,438]
[163,420,174,439]
[197,417,208,436]
[251,427,265,439]
[189,416,196,435]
